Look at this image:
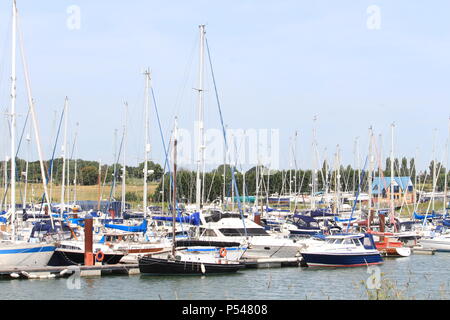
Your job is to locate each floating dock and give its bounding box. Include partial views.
[241,257,304,268]
[0,256,305,280]
[0,263,140,280]
[411,247,436,255]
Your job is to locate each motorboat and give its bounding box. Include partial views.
[300,233,383,267]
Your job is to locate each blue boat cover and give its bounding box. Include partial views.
[152,212,201,226]
[104,219,148,233]
[334,216,357,222]
[414,212,435,220]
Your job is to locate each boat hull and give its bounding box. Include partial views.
[0,243,56,268]
[139,256,245,275]
[420,239,450,252]
[301,252,383,267]
[47,249,124,266]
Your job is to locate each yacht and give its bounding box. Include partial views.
[301,233,383,267]
[192,210,309,259]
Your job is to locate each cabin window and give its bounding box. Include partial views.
[342,239,353,245]
[363,237,373,248]
[219,228,269,237]
[352,239,362,246]
[203,229,217,237]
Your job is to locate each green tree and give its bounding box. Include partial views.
[80,166,98,185]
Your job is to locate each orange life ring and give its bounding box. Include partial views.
[219,247,227,258]
[95,250,105,262]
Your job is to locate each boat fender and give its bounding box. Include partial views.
[95,250,105,262]
[219,247,227,257]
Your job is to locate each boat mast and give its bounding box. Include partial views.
[17,1,54,228]
[143,69,151,218]
[367,127,373,228]
[10,0,17,239]
[3,156,8,212]
[121,102,128,214]
[97,159,101,211]
[23,133,31,207]
[444,118,449,214]
[377,133,383,212]
[413,147,418,216]
[311,116,317,210]
[72,122,79,205]
[195,25,206,212]
[432,128,437,213]
[336,144,341,214]
[60,97,68,217]
[356,136,361,211]
[294,131,298,198]
[112,128,118,199]
[49,110,57,203]
[390,123,395,220]
[172,117,178,257]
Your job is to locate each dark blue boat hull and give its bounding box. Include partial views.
[301,252,383,267]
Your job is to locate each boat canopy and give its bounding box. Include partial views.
[334,216,357,222]
[414,212,440,220]
[104,219,148,233]
[152,212,201,226]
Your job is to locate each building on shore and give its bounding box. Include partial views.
[371,176,415,205]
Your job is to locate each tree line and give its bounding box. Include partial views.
[153,157,449,204]
[2,158,164,187]
[2,157,447,204]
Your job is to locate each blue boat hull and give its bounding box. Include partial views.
[301,252,383,267]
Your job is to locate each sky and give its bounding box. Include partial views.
[0,0,448,173]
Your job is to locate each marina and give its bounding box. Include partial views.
[1,254,450,300]
[0,1,449,304]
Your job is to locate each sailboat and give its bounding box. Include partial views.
[0,0,56,267]
[367,125,410,257]
[139,102,245,275]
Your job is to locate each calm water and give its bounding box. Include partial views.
[1,253,450,300]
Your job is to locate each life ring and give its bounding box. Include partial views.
[219,248,227,258]
[95,251,105,262]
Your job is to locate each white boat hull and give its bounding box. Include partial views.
[0,242,56,267]
[420,239,450,252]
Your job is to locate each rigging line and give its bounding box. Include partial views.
[17,11,54,227]
[1,107,30,207]
[205,37,247,237]
[107,129,125,210]
[151,87,175,207]
[151,87,187,238]
[0,14,12,107]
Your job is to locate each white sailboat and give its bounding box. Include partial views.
[0,0,56,267]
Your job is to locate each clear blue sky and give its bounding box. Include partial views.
[0,1,448,172]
